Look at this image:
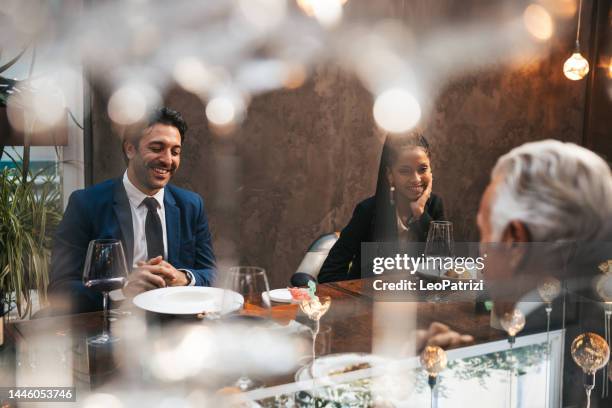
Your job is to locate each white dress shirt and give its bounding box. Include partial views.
[123,171,168,264]
[111,172,193,301]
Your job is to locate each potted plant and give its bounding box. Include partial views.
[0,44,65,325]
[0,151,62,319]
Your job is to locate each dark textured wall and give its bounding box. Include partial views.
[91,1,591,288]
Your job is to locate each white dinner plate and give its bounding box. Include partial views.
[262,288,293,304]
[133,286,243,315]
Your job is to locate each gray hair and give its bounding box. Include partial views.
[490,140,612,242]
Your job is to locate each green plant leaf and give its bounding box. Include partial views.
[0,147,62,318]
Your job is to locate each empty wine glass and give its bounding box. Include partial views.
[222,266,271,391]
[424,221,454,303]
[425,221,454,275]
[82,239,129,345]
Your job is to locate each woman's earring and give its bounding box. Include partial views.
[389,186,395,206]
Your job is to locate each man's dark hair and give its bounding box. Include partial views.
[122,107,188,163]
[146,107,188,142]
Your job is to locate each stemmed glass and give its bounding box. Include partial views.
[82,239,129,344]
[425,221,454,303]
[222,266,271,391]
[299,295,332,377]
[424,221,454,266]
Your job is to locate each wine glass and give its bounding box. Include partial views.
[424,221,454,303]
[424,221,454,275]
[299,295,332,377]
[425,221,454,258]
[82,239,129,345]
[222,266,271,391]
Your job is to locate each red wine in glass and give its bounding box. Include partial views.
[82,239,129,344]
[84,277,128,293]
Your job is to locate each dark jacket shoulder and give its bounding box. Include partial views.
[165,183,204,205]
[71,178,116,201]
[354,195,376,213]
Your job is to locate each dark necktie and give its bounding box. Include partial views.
[142,197,164,259]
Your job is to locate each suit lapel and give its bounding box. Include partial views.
[113,179,135,268]
[164,187,180,263]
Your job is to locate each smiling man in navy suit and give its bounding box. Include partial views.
[49,107,216,313]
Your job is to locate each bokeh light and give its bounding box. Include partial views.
[5,66,82,134]
[311,0,343,27]
[108,84,160,126]
[83,393,123,408]
[206,95,241,127]
[297,0,344,27]
[149,326,212,382]
[523,4,554,41]
[173,57,212,95]
[283,63,307,89]
[32,85,66,127]
[538,0,576,17]
[238,0,287,32]
[373,88,422,133]
[296,0,316,16]
[235,60,286,93]
[297,0,348,16]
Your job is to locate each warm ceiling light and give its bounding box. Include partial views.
[564,0,589,80]
[563,52,589,80]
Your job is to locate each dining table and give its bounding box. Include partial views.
[0,278,539,406]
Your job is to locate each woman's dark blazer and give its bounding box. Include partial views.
[317,194,444,283]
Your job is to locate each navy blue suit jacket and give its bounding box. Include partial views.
[49,178,216,313]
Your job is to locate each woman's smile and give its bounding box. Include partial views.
[406,184,425,195]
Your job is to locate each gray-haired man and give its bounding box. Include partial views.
[477,139,612,406]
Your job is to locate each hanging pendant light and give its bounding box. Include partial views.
[563,0,589,80]
[564,49,590,80]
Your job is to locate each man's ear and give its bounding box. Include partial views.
[501,220,530,244]
[502,221,530,272]
[124,141,136,160]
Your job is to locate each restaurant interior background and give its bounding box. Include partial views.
[1,0,612,407]
[86,0,611,289]
[0,0,610,287]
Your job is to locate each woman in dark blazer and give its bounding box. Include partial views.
[318,131,445,283]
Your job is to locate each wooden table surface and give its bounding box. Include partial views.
[3,279,507,393]
[320,278,505,353]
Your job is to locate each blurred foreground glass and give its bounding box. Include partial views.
[222,266,271,391]
[314,324,332,356]
[82,239,128,345]
[299,295,332,377]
